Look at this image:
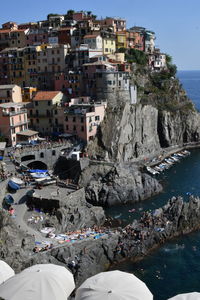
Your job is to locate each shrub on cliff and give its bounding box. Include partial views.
[126,49,148,66]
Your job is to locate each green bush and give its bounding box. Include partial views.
[125,49,148,66]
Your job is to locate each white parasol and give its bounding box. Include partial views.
[0,263,75,300]
[75,270,153,300]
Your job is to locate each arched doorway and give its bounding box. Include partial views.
[27,161,47,170]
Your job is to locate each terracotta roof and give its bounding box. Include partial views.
[0,29,11,33]
[33,91,61,101]
[84,34,100,39]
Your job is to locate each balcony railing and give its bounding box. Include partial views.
[3,109,27,117]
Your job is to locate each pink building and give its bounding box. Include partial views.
[63,98,107,142]
[54,72,81,98]
[0,102,37,146]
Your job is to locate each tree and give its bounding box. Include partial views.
[66,9,75,19]
[118,47,126,53]
[47,13,60,20]
[165,54,177,76]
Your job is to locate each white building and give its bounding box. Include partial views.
[83,34,103,50]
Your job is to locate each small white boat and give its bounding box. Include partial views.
[10,177,24,186]
[146,166,159,175]
[35,176,52,183]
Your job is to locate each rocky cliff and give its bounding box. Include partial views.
[79,163,162,207]
[88,72,200,162]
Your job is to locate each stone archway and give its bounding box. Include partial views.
[21,154,35,162]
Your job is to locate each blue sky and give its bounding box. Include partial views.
[1,0,200,70]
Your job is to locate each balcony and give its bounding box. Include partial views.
[3,109,27,117]
[10,120,29,127]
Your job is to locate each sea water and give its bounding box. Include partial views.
[107,71,200,300]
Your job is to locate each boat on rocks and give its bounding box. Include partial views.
[8,177,24,191]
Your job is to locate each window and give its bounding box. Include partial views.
[30,110,32,116]
[89,117,92,123]
[54,110,57,115]
[36,110,38,115]
[52,150,56,156]
[81,117,84,123]
[73,117,76,122]
[95,116,100,121]
[55,118,58,125]
[65,116,68,122]
[40,152,44,158]
[81,126,84,132]
[66,125,69,130]
[48,101,51,106]
[105,48,108,52]
[35,101,38,106]
[73,125,76,131]
[49,119,52,123]
[36,118,39,123]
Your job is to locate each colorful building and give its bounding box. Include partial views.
[102,35,116,55]
[22,87,37,102]
[0,102,33,146]
[28,91,67,134]
[9,29,29,48]
[63,97,107,142]
[116,31,127,50]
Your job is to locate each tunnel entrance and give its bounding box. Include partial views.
[21,155,35,162]
[27,161,48,170]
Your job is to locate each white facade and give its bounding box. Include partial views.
[83,35,103,50]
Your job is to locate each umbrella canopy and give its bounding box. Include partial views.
[75,270,153,300]
[0,260,15,285]
[0,264,75,300]
[168,292,200,300]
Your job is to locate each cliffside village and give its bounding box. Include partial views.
[0,10,168,147]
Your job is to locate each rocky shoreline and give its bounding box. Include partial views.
[15,195,200,288]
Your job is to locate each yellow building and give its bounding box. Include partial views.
[116,31,127,50]
[9,29,29,48]
[22,87,37,102]
[8,48,25,87]
[29,91,67,134]
[102,36,116,55]
[23,46,38,87]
